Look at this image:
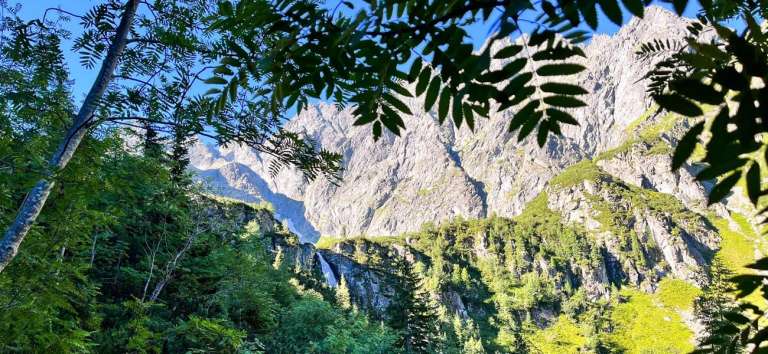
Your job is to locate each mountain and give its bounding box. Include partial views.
[189,7,721,243]
[186,6,767,351]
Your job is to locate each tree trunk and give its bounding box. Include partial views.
[0,0,139,273]
[148,223,202,303]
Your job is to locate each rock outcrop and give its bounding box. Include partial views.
[188,7,715,243]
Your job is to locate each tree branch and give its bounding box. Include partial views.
[0,0,140,273]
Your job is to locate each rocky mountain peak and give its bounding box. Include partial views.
[189,6,701,243]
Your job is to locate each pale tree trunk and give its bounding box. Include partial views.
[0,0,139,273]
[148,221,205,303]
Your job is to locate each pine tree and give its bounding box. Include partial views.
[336,275,353,311]
[169,127,191,183]
[694,257,742,353]
[386,255,440,354]
[142,122,165,160]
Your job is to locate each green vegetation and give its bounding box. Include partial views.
[0,50,397,351]
[0,140,398,352]
[694,257,743,352]
[526,281,702,354]
[598,111,687,162]
[528,316,588,353]
[710,215,762,273]
[316,234,405,250]
[2,0,767,351]
[386,255,441,353]
[657,278,701,311]
[607,289,695,353]
[324,187,717,353]
[623,105,659,135]
[548,160,605,189]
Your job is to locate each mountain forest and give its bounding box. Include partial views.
[1,0,768,353]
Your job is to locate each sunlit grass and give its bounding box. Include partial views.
[606,288,695,354]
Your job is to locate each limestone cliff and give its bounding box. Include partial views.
[189,7,717,243]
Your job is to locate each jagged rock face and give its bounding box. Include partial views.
[545,174,719,289]
[318,239,481,320]
[188,7,702,242]
[318,246,395,317]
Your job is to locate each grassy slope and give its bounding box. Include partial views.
[529,107,767,353]
[313,106,766,353]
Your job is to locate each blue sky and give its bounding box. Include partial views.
[12,0,709,105]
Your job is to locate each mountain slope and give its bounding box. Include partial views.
[189,7,704,242]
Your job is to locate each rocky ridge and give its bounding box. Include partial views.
[189,7,717,243]
[187,7,766,347]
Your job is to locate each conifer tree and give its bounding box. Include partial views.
[694,257,742,353]
[141,122,165,160]
[169,124,192,184]
[386,255,440,354]
[336,275,353,311]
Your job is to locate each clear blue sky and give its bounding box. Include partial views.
[12,0,709,105]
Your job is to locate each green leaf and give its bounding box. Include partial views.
[537,121,549,147]
[219,1,233,16]
[216,88,228,112]
[214,66,234,76]
[221,57,240,67]
[732,274,763,299]
[408,58,423,81]
[501,58,528,76]
[416,67,432,96]
[452,95,463,127]
[598,0,622,25]
[540,82,588,95]
[503,86,536,109]
[672,0,687,14]
[622,0,644,17]
[503,73,534,95]
[747,258,768,271]
[204,76,228,85]
[696,157,747,181]
[653,94,703,117]
[671,122,704,170]
[543,95,586,107]
[479,71,508,84]
[536,63,586,76]
[463,103,475,131]
[578,0,599,29]
[353,113,377,126]
[545,108,579,125]
[518,111,543,141]
[724,311,751,325]
[747,162,761,205]
[389,82,414,98]
[708,172,740,205]
[713,67,749,91]
[424,78,441,111]
[509,100,540,133]
[228,78,238,101]
[372,121,382,140]
[670,79,724,105]
[381,105,403,135]
[494,45,523,59]
[532,44,585,61]
[383,93,412,115]
[438,89,451,124]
